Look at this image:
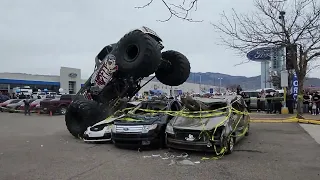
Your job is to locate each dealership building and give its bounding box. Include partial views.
[0,67,221,95]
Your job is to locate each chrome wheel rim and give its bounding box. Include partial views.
[60,108,67,115]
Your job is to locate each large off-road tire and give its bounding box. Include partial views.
[112,30,162,77]
[155,50,190,86]
[65,100,103,138]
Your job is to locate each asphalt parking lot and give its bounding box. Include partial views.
[0,113,320,180]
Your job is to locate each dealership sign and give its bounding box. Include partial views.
[246,47,272,61]
[292,73,298,100]
[69,73,77,78]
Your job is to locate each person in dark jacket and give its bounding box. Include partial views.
[241,92,251,112]
[303,92,310,113]
[286,93,294,114]
[23,97,31,116]
[265,92,273,114]
[273,92,282,114]
[236,85,242,95]
[257,93,261,112]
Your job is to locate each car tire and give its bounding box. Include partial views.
[65,100,103,138]
[155,50,190,86]
[112,30,162,77]
[59,105,67,115]
[224,135,235,155]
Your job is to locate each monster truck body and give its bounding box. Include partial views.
[66,26,191,138]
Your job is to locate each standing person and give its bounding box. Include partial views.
[265,92,273,114]
[312,101,317,115]
[260,90,266,112]
[23,97,31,116]
[312,92,320,115]
[303,91,310,113]
[257,92,261,112]
[236,85,242,95]
[241,92,251,112]
[273,92,282,114]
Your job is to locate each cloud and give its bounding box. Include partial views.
[0,0,318,79]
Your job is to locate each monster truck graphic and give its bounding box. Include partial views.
[91,54,118,90]
[65,26,191,138]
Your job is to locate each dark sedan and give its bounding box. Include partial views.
[111,98,182,148]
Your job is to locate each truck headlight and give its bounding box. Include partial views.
[166,124,174,134]
[142,124,157,133]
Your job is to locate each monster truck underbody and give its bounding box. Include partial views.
[65,26,191,138]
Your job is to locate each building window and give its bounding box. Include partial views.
[69,81,76,94]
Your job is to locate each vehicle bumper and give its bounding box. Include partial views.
[83,129,112,142]
[112,132,160,146]
[166,135,223,152]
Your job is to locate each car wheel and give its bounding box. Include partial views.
[155,50,191,86]
[112,30,162,77]
[65,100,104,138]
[224,135,235,155]
[59,106,67,115]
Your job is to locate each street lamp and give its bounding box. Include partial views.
[198,74,202,94]
[218,78,223,94]
[278,10,289,114]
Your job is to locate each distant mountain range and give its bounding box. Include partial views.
[149,72,320,90]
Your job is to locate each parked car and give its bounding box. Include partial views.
[241,90,259,109]
[0,99,22,112]
[40,94,77,115]
[19,98,48,111]
[110,98,182,148]
[165,95,250,154]
[82,101,142,142]
[6,99,35,112]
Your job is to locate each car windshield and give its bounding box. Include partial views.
[133,101,168,114]
[118,101,168,121]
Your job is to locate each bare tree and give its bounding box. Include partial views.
[212,0,320,115]
[135,0,201,22]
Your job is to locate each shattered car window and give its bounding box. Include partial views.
[208,102,228,112]
[134,101,167,114]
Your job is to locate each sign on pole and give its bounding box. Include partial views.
[246,47,272,61]
[292,73,298,100]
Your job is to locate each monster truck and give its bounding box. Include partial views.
[65,26,191,138]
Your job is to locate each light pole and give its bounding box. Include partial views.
[279,10,289,114]
[218,78,223,94]
[198,74,202,94]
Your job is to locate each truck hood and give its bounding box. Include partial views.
[172,115,227,131]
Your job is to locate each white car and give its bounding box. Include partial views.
[82,116,122,142]
[82,101,141,142]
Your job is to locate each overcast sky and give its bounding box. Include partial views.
[0,0,319,79]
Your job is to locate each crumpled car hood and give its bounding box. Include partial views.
[172,115,227,131]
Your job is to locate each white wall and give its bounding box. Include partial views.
[138,80,222,95]
[59,67,81,93]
